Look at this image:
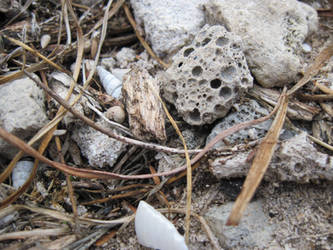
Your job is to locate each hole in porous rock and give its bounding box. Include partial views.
[231,43,240,49]
[241,78,249,84]
[178,62,183,67]
[234,86,239,93]
[188,78,196,86]
[192,66,203,76]
[202,38,211,46]
[199,79,207,86]
[216,37,229,46]
[221,66,236,82]
[184,48,194,57]
[210,79,221,89]
[189,108,201,121]
[219,86,232,99]
[202,113,213,122]
[214,104,225,113]
[216,49,222,55]
[294,163,303,173]
[172,93,178,102]
[207,96,214,102]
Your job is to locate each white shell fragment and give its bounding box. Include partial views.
[40,34,51,48]
[12,160,34,189]
[97,66,122,98]
[135,201,188,250]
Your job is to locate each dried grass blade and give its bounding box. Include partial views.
[0,61,47,85]
[123,4,169,69]
[147,77,192,244]
[86,0,125,37]
[226,88,288,226]
[3,35,70,75]
[287,42,333,96]
[0,227,69,241]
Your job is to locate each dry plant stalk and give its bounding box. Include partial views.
[287,42,333,96]
[122,66,167,141]
[249,84,320,121]
[123,4,169,69]
[226,89,288,226]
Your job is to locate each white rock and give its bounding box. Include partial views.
[105,106,126,124]
[210,132,333,182]
[0,76,48,158]
[206,99,271,148]
[162,25,252,125]
[71,119,126,168]
[302,43,312,53]
[135,201,188,250]
[12,160,34,189]
[204,0,318,87]
[205,200,276,249]
[130,0,207,57]
[116,47,136,68]
[40,34,51,48]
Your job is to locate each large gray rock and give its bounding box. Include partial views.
[130,0,206,57]
[204,0,318,88]
[205,200,276,249]
[0,76,48,158]
[71,120,127,168]
[210,132,333,182]
[162,25,253,125]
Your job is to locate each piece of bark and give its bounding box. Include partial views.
[249,84,320,121]
[122,66,166,141]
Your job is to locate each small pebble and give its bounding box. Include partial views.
[302,43,312,53]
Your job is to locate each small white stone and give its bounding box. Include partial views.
[40,34,51,48]
[12,160,34,189]
[135,201,188,250]
[302,43,312,53]
[105,106,126,124]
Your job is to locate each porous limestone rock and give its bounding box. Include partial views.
[162,25,253,126]
[71,120,127,168]
[116,47,136,68]
[130,0,206,57]
[204,0,318,88]
[205,200,276,249]
[0,76,48,158]
[206,99,272,148]
[210,132,333,182]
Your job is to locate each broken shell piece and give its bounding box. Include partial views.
[12,160,34,189]
[105,106,126,123]
[40,34,51,48]
[135,201,188,250]
[122,66,166,141]
[97,66,122,99]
